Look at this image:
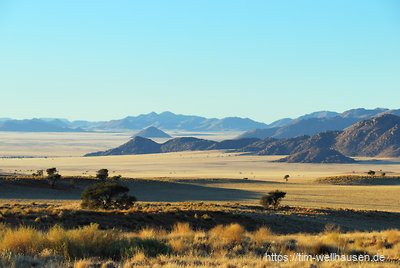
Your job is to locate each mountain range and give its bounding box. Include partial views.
[1,108,400,134]
[238,108,400,139]
[85,114,400,163]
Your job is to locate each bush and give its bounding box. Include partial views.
[81,182,137,210]
[46,167,61,188]
[260,190,286,209]
[96,169,109,180]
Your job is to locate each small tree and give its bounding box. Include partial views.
[32,169,44,177]
[381,172,386,177]
[96,169,109,180]
[81,182,136,210]
[283,174,290,182]
[260,190,286,209]
[367,170,375,176]
[46,168,57,176]
[46,167,61,188]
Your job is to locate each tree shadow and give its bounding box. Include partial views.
[124,180,260,202]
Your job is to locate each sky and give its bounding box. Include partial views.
[0,0,399,124]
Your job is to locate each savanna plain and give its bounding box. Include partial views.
[1,132,400,267]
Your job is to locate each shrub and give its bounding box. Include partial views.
[32,170,44,177]
[260,190,286,209]
[170,222,193,238]
[253,227,273,245]
[96,169,109,180]
[46,167,61,188]
[209,223,244,245]
[283,174,290,182]
[80,182,136,210]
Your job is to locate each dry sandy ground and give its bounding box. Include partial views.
[0,131,241,157]
[1,150,400,212]
[1,132,400,212]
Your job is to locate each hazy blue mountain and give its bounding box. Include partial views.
[267,118,293,128]
[0,119,85,132]
[296,111,339,120]
[132,126,172,138]
[238,108,392,139]
[2,108,399,133]
[69,120,105,128]
[98,111,267,131]
[340,108,388,118]
[236,127,280,139]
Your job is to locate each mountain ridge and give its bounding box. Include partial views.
[85,114,400,163]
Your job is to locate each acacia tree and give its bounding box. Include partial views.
[32,169,44,177]
[283,174,290,182]
[96,169,109,180]
[46,167,61,188]
[81,182,136,210]
[260,190,286,209]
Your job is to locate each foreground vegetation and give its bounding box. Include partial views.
[0,221,399,267]
[0,201,399,266]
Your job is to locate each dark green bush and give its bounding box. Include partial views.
[46,167,61,188]
[81,182,136,210]
[260,190,286,209]
[96,169,109,180]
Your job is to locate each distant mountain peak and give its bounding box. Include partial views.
[132,126,171,138]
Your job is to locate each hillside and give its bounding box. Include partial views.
[85,137,260,156]
[132,126,171,138]
[276,148,356,163]
[335,114,400,157]
[238,108,391,139]
[160,138,217,153]
[256,135,309,155]
[85,136,161,156]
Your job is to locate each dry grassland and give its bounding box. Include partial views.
[1,149,400,211]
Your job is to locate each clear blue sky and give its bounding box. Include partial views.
[0,0,399,123]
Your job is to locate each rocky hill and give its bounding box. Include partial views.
[276,148,356,163]
[207,138,260,150]
[160,138,217,153]
[85,136,162,156]
[335,114,400,157]
[257,135,309,155]
[132,126,171,138]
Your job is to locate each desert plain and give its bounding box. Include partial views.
[1,131,400,212]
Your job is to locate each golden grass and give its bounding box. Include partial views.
[0,222,399,267]
[252,227,273,245]
[209,223,245,245]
